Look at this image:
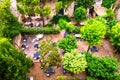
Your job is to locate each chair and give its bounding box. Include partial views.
[33,52,40,60]
[62,65,67,74]
[34,44,39,49]
[91,46,98,52]
[45,67,55,77]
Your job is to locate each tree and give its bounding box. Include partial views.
[75,0,95,9]
[55,1,63,14]
[43,5,51,19]
[34,5,42,15]
[0,0,22,38]
[80,18,106,51]
[109,23,120,49]
[62,49,87,74]
[102,0,117,8]
[34,5,51,26]
[0,38,32,80]
[58,35,77,52]
[17,0,39,15]
[58,0,74,8]
[39,40,61,70]
[74,6,87,22]
[106,9,115,21]
[17,0,51,26]
[85,52,119,80]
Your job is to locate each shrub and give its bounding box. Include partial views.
[58,19,74,33]
[86,77,98,80]
[72,26,80,34]
[63,49,87,74]
[109,23,120,49]
[84,52,119,80]
[21,27,60,34]
[74,6,87,22]
[51,15,71,24]
[106,20,118,29]
[58,35,77,52]
[57,76,67,80]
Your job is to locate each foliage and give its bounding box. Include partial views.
[0,24,22,38]
[58,0,74,8]
[106,9,115,21]
[95,16,107,25]
[0,38,32,80]
[34,5,42,14]
[66,23,74,33]
[102,0,117,8]
[85,52,119,80]
[57,76,77,80]
[39,40,61,70]
[62,49,87,74]
[55,1,63,14]
[80,18,106,46]
[106,20,118,29]
[21,27,60,34]
[58,19,68,30]
[58,19,74,33]
[58,35,77,52]
[0,0,23,38]
[67,77,77,80]
[75,0,95,9]
[57,76,67,80]
[73,26,80,34]
[17,0,39,15]
[74,6,87,22]
[43,5,51,18]
[109,23,120,49]
[86,77,98,80]
[51,15,71,24]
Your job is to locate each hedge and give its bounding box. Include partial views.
[21,27,60,34]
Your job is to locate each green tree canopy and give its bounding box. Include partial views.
[106,9,115,21]
[109,23,120,49]
[39,40,61,70]
[43,5,51,18]
[62,49,87,74]
[102,0,117,8]
[0,0,22,38]
[58,35,77,52]
[55,1,63,14]
[75,0,95,9]
[85,52,119,80]
[58,0,74,8]
[74,6,87,22]
[80,18,106,47]
[34,5,42,14]
[0,38,32,80]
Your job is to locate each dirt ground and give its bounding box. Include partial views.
[23,30,117,80]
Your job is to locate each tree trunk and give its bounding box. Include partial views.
[40,0,45,27]
[87,45,90,52]
[40,15,45,27]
